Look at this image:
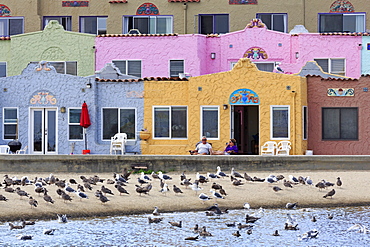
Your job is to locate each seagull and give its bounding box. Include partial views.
[43,191,54,204]
[159,183,169,195]
[323,189,335,198]
[173,185,183,194]
[286,213,297,226]
[43,228,57,235]
[347,223,370,233]
[274,62,284,73]
[57,214,68,223]
[273,186,282,192]
[158,171,172,180]
[168,221,182,228]
[0,194,9,201]
[285,223,299,230]
[286,202,298,209]
[198,193,212,203]
[65,183,76,193]
[190,182,203,195]
[185,235,199,241]
[101,185,114,195]
[75,190,89,200]
[299,229,319,241]
[243,202,250,210]
[153,206,160,216]
[28,196,38,208]
[232,230,241,237]
[151,172,160,180]
[211,182,223,190]
[207,203,222,215]
[99,194,110,204]
[180,178,192,188]
[245,214,260,223]
[283,180,293,188]
[305,176,313,186]
[266,175,278,184]
[115,184,129,195]
[148,217,163,224]
[216,166,228,178]
[137,177,148,185]
[231,168,243,178]
[288,175,299,183]
[207,172,219,180]
[336,177,342,187]
[16,235,33,240]
[210,189,224,200]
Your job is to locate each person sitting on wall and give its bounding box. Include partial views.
[189,137,213,155]
[213,139,239,155]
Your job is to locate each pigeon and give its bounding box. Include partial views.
[323,189,335,198]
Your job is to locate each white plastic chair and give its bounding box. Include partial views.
[260,141,277,155]
[16,145,28,154]
[110,133,127,155]
[0,145,10,154]
[276,141,292,155]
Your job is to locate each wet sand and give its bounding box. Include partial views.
[1,170,369,222]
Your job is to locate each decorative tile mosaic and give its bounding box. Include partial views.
[246,19,265,28]
[243,47,268,60]
[327,88,354,96]
[229,88,259,105]
[229,0,257,4]
[329,0,354,13]
[137,3,159,15]
[0,4,11,17]
[30,92,57,105]
[62,1,89,7]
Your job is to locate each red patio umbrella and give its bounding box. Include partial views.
[80,101,91,151]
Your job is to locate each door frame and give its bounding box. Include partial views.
[29,107,58,154]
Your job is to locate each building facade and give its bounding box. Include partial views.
[0,0,369,36]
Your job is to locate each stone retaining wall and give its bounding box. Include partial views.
[0,155,369,173]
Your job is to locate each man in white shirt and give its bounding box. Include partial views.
[193,137,212,155]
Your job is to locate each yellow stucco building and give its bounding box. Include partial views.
[142,58,307,155]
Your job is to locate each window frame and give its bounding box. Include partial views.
[256,13,288,33]
[318,12,365,33]
[314,58,346,76]
[123,15,174,34]
[68,108,83,141]
[0,61,7,77]
[101,107,137,141]
[152,106,188,139]
[169,60,184,77]
[43,16,72,31]
[322,107,358,140]
[49,61,78,75]
[79,16,107,35]
[112,60,142,78]
[3,107,18,140]
[253,62,275,72]
[270,105,290,140]
[303,106,308,140]
[198,14,229,34]
[200,106,220,140]
[0,17,24,36]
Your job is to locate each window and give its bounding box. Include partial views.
[322,108,358,140]
[50,61,77,75]
[201,106,219,139]
[123,16,173,34]
[314,58,345,76]
[303,106,307,140]
[102,108,136,140]
[80,17,107,35]
[69,108,83,140]
[271,106,289,139]
[3,108,17,140]
[44,17,72,31]
[112,60,141,78]
[154,106,187,138]
[0,62,6,77]
[199,14,229,34]
[170,60,184,77]
[319,13,365,33]
[0,17,23,36]
[254,62,275,72]
[256,14,287,33]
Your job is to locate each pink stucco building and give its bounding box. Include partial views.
[95,19,362,79]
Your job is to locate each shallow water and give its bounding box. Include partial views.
[1,206,369,246]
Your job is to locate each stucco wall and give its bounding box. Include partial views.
[307,75,370,155]
[7,21,95,77]
[143,58,307,155]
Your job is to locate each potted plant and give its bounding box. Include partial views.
[139,129,151,140]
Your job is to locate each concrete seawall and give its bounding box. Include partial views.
[0,155,370,173]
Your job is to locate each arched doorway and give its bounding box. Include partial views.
[229,89,259,154]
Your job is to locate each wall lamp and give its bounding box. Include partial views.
[295,52,299,59]
[223,104,228,110]
[60,106,66,113]
[86,82,92,89]
[211,53,216,59]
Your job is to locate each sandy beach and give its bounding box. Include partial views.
[1,169,370,222]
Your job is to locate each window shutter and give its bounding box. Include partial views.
[127,61,141,77]
[112,61,127,74]
[331,59,345,74]
[66,62,77,76]
[314,59,329,72]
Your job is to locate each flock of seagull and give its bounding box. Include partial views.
[0,166,366,241]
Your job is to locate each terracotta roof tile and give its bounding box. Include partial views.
[96,77,188,82]
[109,1,128,3]
[97,33,178,37]
[0,36,11,40]
[168,0,200,2]
[320,32,370,36]
[206,34,220,38]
